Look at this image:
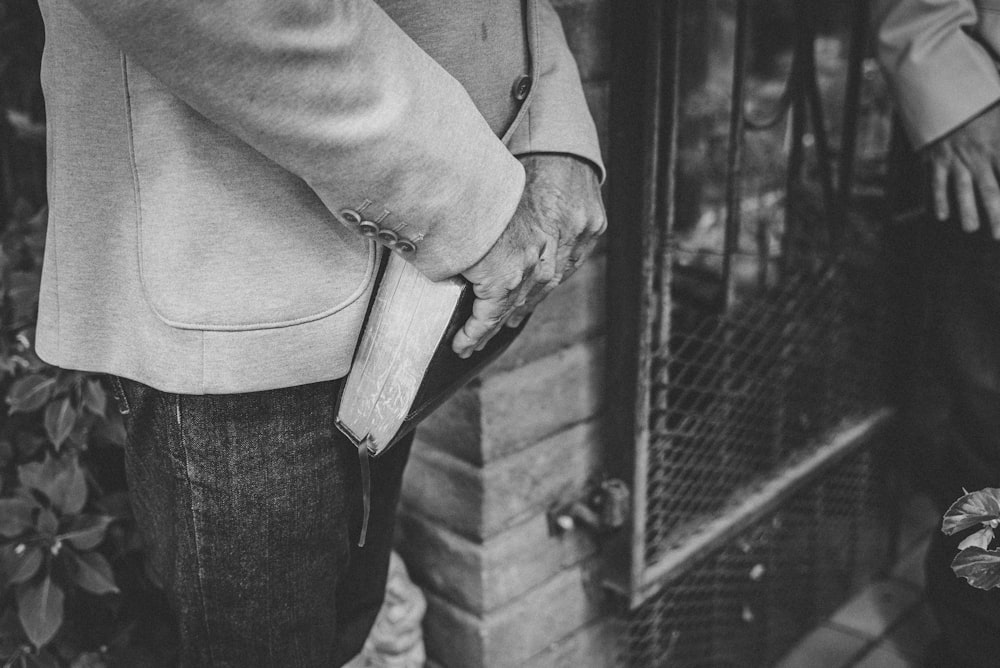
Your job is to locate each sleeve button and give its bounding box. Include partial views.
[395,239,416,254]
[358,220,380,238]
[377,229,399,246]
[339,208,362,225]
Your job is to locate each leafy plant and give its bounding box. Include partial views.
[942,487,1000,590]
[1,4,173,663]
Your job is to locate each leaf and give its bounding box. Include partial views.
[35,510,57,539]
[16,577,64,648]
[951,546,1000,590]
[18,456,87,514]
[2,546,43,584]
[69,550,118,595]
[0,499,36,538]
[59,464,87,516]
[6,376,55,414]
[959,527,996,551]
[59,515,113,551]
[80,381,106,417]
[942,488,1000,535]
[43,399,76,451]
[92,415,126,448]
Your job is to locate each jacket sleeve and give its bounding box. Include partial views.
[875,0,1000,148]
[505,0,605,182]
[66,0,525,281]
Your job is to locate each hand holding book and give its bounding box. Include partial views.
[336,154,605,546]
[453,153,607,357]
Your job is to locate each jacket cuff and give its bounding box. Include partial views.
[878,6,1000,148]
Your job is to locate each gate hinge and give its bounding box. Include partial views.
[548,479,631,535]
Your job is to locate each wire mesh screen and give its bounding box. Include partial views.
[646,213,889,564]
[607,0,898,653]
[624,447,889,667]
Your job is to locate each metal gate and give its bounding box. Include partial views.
[605,0,896,665]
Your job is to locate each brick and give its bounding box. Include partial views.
[423,566,604,668]
[552,0,611,83]
[487,253,606,375]
[522,619,622,668]
[418,338,606,464]
[829,580,922,639]
[402,419,604,540]
[480,340,606,460]
[397,509,597,614]
[772,626,867,668]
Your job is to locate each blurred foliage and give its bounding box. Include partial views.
[1,1,173,665]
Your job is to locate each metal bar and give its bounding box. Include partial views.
[838,0,871,205]
[804,53,841,250]
[720,0,752,313]
[614,409,893,607]
[655,0,684,350]
[626,0,670,600]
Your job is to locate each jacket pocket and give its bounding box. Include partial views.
[124,58,376,331]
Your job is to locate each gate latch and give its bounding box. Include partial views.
[549,479,630,535]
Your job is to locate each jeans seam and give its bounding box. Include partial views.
[176,394,217,667]
[264,449,272,665]
[109,376,131,415]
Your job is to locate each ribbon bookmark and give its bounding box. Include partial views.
[357,436,374,547]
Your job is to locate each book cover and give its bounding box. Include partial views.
[335,253,526,458]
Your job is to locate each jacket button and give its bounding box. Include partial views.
[395,239,416,254]
[340,208,362,225]
[512,75,532,101]
[377,229,399,246]
[358,220,379,238]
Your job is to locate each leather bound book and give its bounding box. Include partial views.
[335,252,525,459]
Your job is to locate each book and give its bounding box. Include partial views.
[336,252,526,546]
[336,252,526,459]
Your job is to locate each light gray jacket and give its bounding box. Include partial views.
[36,0,603,394]
[876,0,1000,147]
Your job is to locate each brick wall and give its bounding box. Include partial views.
[396,2,617,666]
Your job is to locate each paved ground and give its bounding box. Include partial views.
[775,495,940,668]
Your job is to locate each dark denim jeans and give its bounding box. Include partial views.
[109,377,413,667]
[898,222,1000,667]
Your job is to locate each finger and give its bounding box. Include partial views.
[954,166,980,233]
[976,163,1000,239]
[453,293,511,357]
[505,240,559,327]
[932,160,949,221]
[560,231,601,285]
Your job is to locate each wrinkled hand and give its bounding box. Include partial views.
[925,102,1000,238]
[452,154,606,358]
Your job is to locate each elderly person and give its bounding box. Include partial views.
[876,1,1000,665]
[34,0,605,664]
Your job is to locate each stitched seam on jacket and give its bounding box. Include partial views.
[47,93,61,357]
[175,394,217,667]
[120,53,148,339]
[530,0,541,151]
[499,0,538,146]
[120,57,378,332]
